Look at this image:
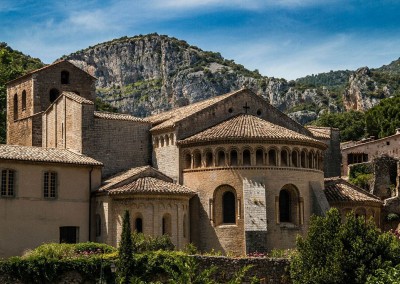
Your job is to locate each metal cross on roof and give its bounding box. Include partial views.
[243,102,250,113]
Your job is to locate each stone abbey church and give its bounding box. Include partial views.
[0,61,383,258]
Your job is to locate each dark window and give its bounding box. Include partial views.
[162,214,171,235]
[256,149,264,165]
[292,151,298,167]
[268,149,277,166]
[217,151,225,166]
[61,71,70,84]
[22,90,27,111]
[279,190,291,222]
[183,214,187,238]
[205,152,213,167]
[49,88,60,103]
[230,150,238,166]
[281,150,288,166]
[301,151,306,168]
[135,217,143,233]
[44,171,57,199]
[184,153,191,169]
[13,94,18,120]
[60,226,79,243]
[223,191,236,223]
[1,169,15,197]
[243,149,251,166]
[256,109,262,116]
[387,141,390,146]
[193,152,201,168]
[95,215,101,237]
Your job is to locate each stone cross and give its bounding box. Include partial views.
[243,102,250,113]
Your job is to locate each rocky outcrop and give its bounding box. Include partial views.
[62,34,399,122]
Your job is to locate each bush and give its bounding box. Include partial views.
[290,208,400,284]
[132,232,174,253]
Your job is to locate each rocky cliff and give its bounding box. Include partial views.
[62,34,400,123]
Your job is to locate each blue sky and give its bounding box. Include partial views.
[1,0,400,79]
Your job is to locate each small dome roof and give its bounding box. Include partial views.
[178,114,326,148]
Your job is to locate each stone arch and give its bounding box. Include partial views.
[133,213,144,233]
[277,184,301,225]
[205,149,213,167]
[61,70,70,84]
[193,150,201,168]
[213,185,237,226]
[308,150,315,169]
[280,147,290,167]
[291,148,299,167]
[242,148,251,166]
[184,151,191,169]
[216,148,226,167]
[267,147,278,166]
[49,88,60,103]
[255,147,265,166]
[229,148,238,166]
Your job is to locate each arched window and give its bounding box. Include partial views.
[301,151,306,168]
[292,150,299,167]
[268,149,277,166]
[242,149,251,166]
[308,152,314,169]
[170,134,174,145]
[281,149,289,167]
[217,150,225,166]
[49,88,60,103]
[205,151,213,167]
[193,151,201,168]
[355,208,366,220]
[256,149,264,165]
[230,150,238,166]
[13,94,18,120]
[223,191,236,223]
[61,70,70,84]
[1,169,15,197]
[184,153,191,169]
[22,90,27,111]
[154,137,159,148]
[95,214,101,237]
[135,217,143,233]
[165,135,169,146]
[43,171,57,199]
[160,137,164,147]
[279,189,291,222]
[162,214,171,235]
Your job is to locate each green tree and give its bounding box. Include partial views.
[291,208,400,284]
[117,210,134,283]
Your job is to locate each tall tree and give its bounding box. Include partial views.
[117,210,134,283]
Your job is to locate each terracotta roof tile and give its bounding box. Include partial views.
[99,166,153,191]
[63,92,94,104]
[0,144,103,166]
[306,126,332,139]
[94,111,149,122]
[108,176,195,196]
[148,89,245,130]
[324,177,382,204]
[178,114,325,147]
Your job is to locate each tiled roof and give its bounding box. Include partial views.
[0,144,103,166]
[306,126,332,139]
[94,111,149,122]
[99,165,154,191]
[324,177,382,204]
[148,89,246,131]
[108,176,195,196]
[178,114,325,147]
[63,92,94,104]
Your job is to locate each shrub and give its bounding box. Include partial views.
[132,232,174,253]
[290,208,400,284]
[117,210,134,284]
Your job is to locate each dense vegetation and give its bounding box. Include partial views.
[291,208,400,284]
[311,94,400,141]
[0,43,44,143]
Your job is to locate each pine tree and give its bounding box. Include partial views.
[117,210,134,283]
